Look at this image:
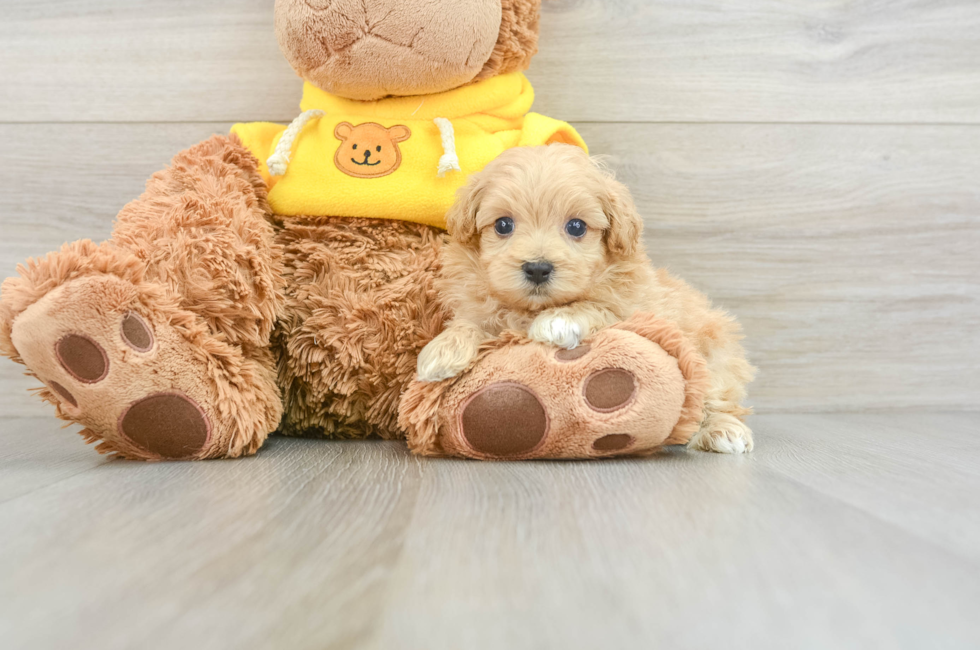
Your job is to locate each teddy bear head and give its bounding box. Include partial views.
[274,0,542,101]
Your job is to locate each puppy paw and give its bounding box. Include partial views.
[417,336,477,383]
[688,413,754,454]
[528,314,583,350]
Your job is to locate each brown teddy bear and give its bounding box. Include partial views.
[0,0,707,461]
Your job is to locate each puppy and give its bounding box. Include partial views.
[417,144,755,453]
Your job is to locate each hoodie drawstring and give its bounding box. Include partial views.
[266,109,325,176]
[433,117,461,177]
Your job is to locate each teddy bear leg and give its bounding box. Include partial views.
[399,313,710,460]
[0,135,284,460]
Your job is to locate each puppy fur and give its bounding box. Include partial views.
[417,144,756,453]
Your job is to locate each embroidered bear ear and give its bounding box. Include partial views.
[335,122,354,140]
[388,125,412,143]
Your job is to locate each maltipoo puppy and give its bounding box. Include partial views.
[417,144,755,453]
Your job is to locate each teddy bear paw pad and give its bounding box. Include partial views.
[459,382,549,458]
[56,334,109,383]
[583,368,636,412]
[119,393,211,460]
[592,433,635,452]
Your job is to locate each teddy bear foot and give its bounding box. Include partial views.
[400,313,711,460]
[9,274,278,460]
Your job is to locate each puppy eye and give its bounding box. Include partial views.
[565,218,587,239]
[352,144,358,150]
[494,217,515,237]
[376,146,382,152]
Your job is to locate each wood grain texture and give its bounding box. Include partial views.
[2,122,977,415]
[0,0,297,124]
[0,426,424,650]
[529,0,980,123]
[577,122,980,412]
[2,0,980,124]
[1,413,979,649]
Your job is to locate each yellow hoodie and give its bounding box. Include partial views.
[231,73,586,229]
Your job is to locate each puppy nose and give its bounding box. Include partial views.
[364,150,371,158]
[523,261,554,285]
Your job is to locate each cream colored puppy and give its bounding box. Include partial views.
[417,144,756,454]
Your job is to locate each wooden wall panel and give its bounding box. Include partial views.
[2,1,979,124]
[1,122,976,414]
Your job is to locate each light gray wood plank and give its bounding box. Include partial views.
[3,1,980,124]
[530,0,980,123]
[1,413,979,649]
[0,436,424,650]
[0,0,298,124]
[753,412,980,563]
[0,123,227,265]
[0,418,105,502]
[576,122,980,413]
[3,122,977,414]
[377,432,980,650]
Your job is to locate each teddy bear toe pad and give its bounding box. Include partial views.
[10,275,220,460]
[459,382,549,457]
[55,334,109,383]
[119,393,211,460]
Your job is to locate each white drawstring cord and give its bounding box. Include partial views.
[266,109,325,176]
[434,117,461,177]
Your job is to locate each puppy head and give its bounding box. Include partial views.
[446,144,644,311]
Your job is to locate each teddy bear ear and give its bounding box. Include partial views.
[387,125,412,143]
[335,122,354,140]
[473,0,542,82]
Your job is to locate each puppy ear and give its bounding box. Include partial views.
[446,176,486,246]
[598,168,644,259]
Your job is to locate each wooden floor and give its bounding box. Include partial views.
[1,413,978,649]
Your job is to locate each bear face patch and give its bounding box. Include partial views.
[334,122,411,179]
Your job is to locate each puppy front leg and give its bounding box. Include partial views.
[528,304,619,350]
[416,320,488,382]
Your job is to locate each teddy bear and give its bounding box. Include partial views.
[0,0,708,461]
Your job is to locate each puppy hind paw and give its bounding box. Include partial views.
[689,414,754,454]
